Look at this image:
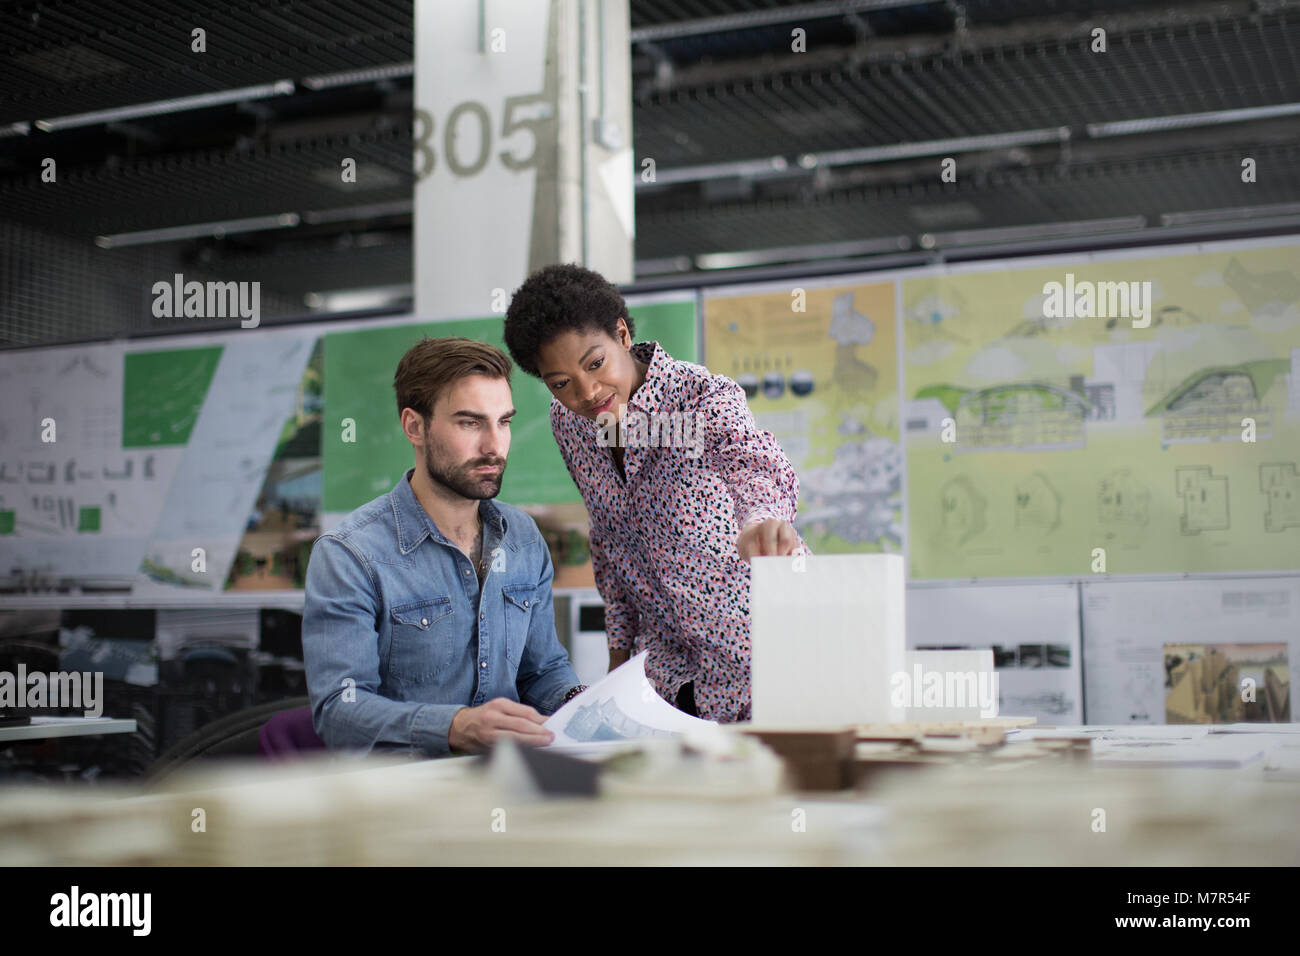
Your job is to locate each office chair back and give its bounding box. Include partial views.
[257,706,325,760]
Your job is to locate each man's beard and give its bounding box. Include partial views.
[423,439,505,500]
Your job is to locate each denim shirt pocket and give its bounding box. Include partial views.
[501,584,536,667]
[388,596,454,683]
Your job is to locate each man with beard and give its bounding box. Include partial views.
[303,337,584,756]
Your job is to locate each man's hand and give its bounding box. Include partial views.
[736,518,799,560]
[608,646,631,671]
[448,698,553,753]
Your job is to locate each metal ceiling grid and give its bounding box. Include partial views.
[632,0,840,30]
[633,137,1300,258]
[0,0,412,126]
[0,217,306,347]
[958,0,1176,25]
[0,126,413,237]
[196,228,412,293]
[636,16,859,60]
[630,0,969,34]
[632,6,1300,169]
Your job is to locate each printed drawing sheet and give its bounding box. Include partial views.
[906,582,1083,724]
[542,652,715,751]
[1081,577,1298,725]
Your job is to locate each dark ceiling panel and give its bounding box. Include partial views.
[633,6,1300,167]
[0,0,412,125]
[635,138,1300,259]
[0,126,413,237]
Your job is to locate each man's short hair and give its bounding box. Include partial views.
[393,336,512,421]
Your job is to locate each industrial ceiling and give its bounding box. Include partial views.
[1,0,1298,345]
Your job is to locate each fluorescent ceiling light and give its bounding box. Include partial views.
[813,127,1069,166]
[696,235,911,270]
[637,155,789,187]
[95,213,299,249]
[300,199,413,225]
[303,284,412,312]
[35,81,295,132]
[641,128,1068,186]
[1087,102,1300,138]
[0,121,31,138]
[635,256,694,276]
[301,63,413,90]
[923,216,1147,249]
[1161,202,1300,227]
[630,0,918,42]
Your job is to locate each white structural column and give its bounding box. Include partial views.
[414,0,633,319]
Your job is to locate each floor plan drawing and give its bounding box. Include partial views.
[1176,466,1230,534]
[1260,463,1300,533]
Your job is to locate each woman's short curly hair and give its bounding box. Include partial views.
[503,263,635,378]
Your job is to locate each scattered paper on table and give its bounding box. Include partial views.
[1091,734,1275,768]
[1210,722,1300,735]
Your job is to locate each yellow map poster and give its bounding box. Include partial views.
[703,280,900,553]
[902,240,1300,579]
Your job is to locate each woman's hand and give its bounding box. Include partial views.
[736,518,799,560]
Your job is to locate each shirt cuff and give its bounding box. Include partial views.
[739,507,785,529]
[411,703,468,757]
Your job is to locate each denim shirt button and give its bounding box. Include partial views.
[420,618,428,626]
[480,661,486,668]
[523,600,530,608]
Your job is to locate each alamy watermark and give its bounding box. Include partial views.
[596,405,705,459]
[1043,273,1152,328]
[0,666,103,718]
[49,886,150,935]
[151,273,260,328]
[890,664,999,718]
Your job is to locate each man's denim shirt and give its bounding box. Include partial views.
[303,467,579,757]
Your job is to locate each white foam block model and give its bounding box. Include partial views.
[750,554,905,725]
[901,649,997,721]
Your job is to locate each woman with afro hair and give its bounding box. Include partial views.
[503,263,810,723]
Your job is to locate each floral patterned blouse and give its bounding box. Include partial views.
[550,341,810,722]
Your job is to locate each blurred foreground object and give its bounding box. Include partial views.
[2,721,1297,865]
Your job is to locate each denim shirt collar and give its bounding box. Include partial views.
[390,467,510,557]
